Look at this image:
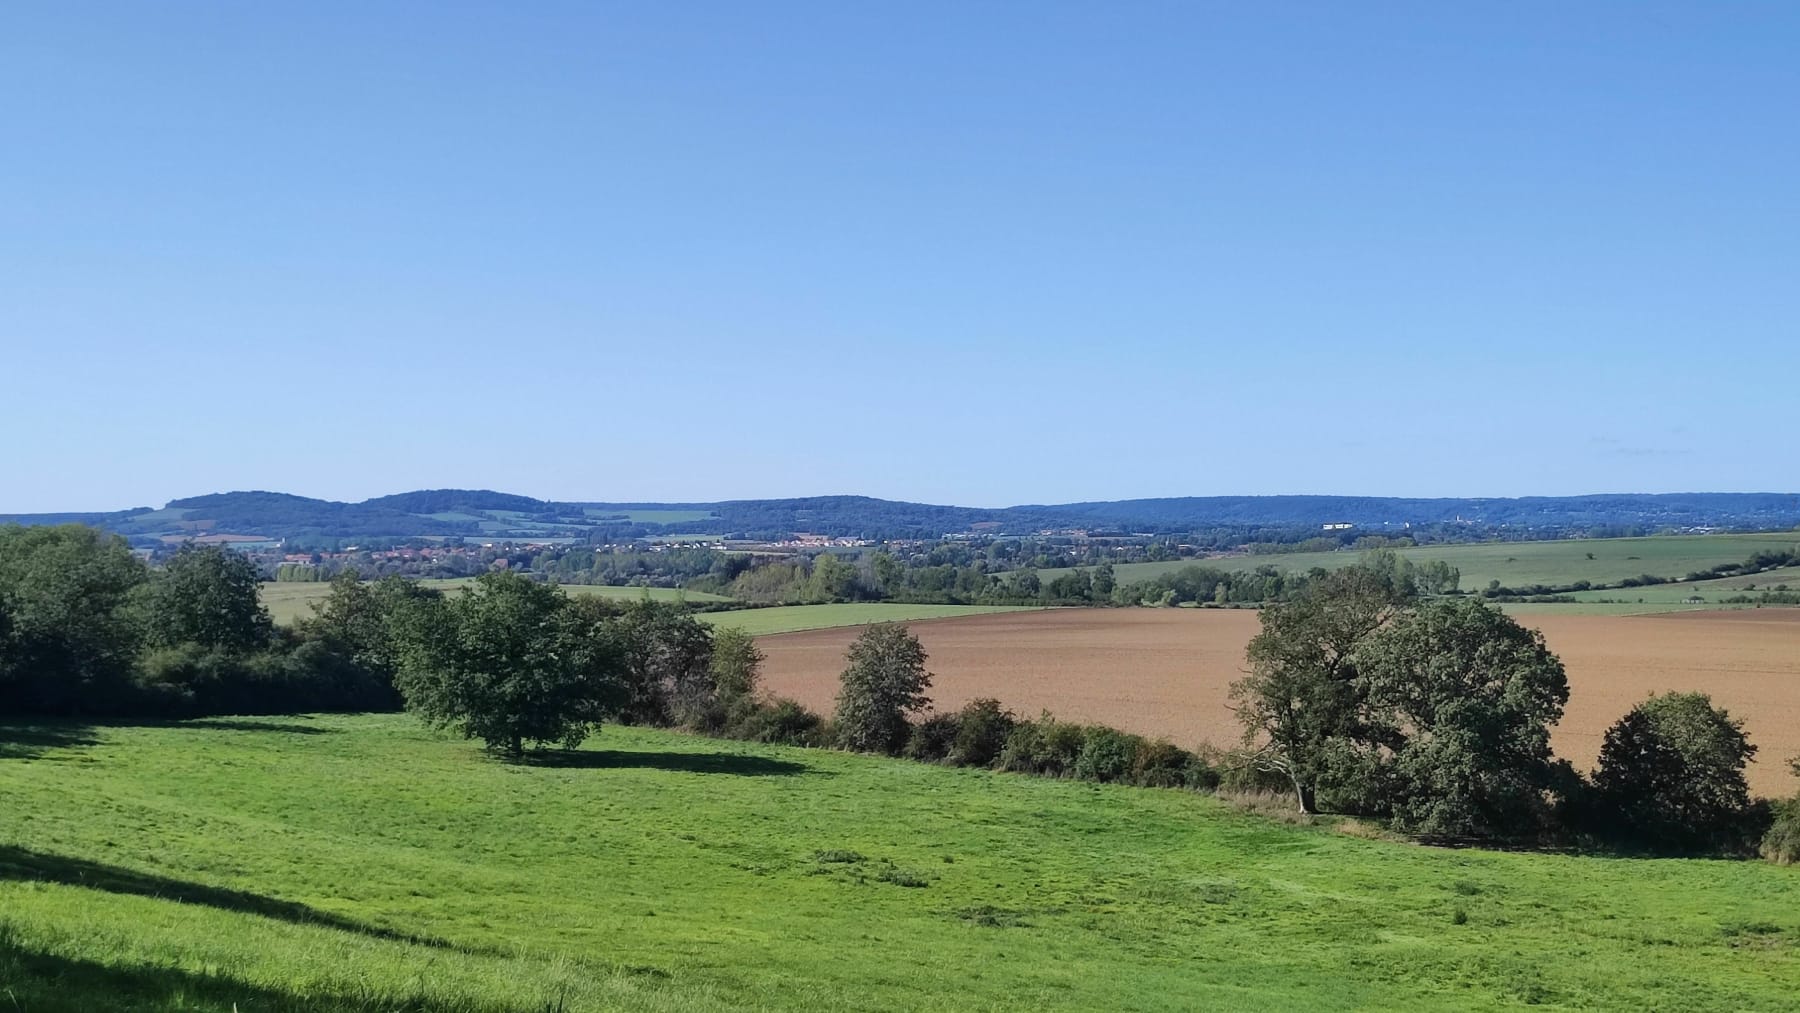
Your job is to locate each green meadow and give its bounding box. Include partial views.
[260,580,731,625]
[2,715,1796,1011]
[1044,532,1800,593]
[263,582,1032,635]
[699,603,1039,636]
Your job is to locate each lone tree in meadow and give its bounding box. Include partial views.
[1592,691,1757,853]
[834,623,932,755]
[394,572,626,757]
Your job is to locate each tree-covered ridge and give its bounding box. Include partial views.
[4,489,1799,545]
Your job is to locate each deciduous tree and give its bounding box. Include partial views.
[394,573,625,756]
[1358,598,1570,839]
[834,623,932,755]
[1593,692,1756,853]
[1229,565,1406,812]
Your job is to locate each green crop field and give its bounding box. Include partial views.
[260,581,732,625]
[700,603,1040,637]
[2,715,1796,1011]
[1042,533,1800,592]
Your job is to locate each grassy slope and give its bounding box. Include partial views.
[2,716,1797,1012]
[1040,533,1800,591]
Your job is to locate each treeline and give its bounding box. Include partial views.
[1478,544,1800,600]
[0,525,733,727]
[692,547,1460,609]
[1,526,387,717]
[1231,563,1799,859]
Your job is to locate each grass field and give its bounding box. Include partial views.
[1040,533,1800,592]
[262,583,1029,635]
[260,580,731,625]
[2,715,1797,1011]
[702,603,1040,637]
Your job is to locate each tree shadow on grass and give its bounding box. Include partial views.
[0,722,99,761]
[520,749,817,776]
[0,925,541,1013]
[178,718,338,735]
[0,846,473,954]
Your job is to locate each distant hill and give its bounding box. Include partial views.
[3,490,1798,546]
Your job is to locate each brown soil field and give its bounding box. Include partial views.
[757,607,1800,796]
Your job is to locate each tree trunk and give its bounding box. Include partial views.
[1291,773,1316,815]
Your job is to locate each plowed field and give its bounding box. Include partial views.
[757,607,1800,795]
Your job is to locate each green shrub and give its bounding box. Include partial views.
[725,697,824,747]
[904,713,961,763]
[1761,797,1800,865]
[997,720,1046,774]
[134,639,394,718]
[1130,739,1196,788]
[1183,754,1222,791]
[950,698,1015,768]
[1075,727,1140,783]
[1038,720,1087,776]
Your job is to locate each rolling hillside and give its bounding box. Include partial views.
[3,716,1796,1010]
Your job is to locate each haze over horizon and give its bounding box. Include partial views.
[5,3,1796,514]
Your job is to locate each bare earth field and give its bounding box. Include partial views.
[757,607,1800,796]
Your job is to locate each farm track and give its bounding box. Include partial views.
[757,607,1800,796]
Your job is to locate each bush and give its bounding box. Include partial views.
[723,696,825,747]
[134,639,395,718]
[997,720,1045,774]
[950,698,1015,768]
[999,714,1087,777]
[903,712,961,763]
[1761,797,1800,865]
[1075,727,1140,783]
[1592,692,1758,854]
[1183,754,1222,791]
[1130,739,1196,788]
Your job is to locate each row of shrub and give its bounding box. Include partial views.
[676,689,1302,797]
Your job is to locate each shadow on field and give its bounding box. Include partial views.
[0,846,468,953]
[0,723,99,761]
[523,749,815,776]
[0,925,539,1013]
[180,718,338,735]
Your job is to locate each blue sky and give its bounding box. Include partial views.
[3,2,1795,512]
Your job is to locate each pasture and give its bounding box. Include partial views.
[757,607,1800,796]
[1041,532,1800,592]
[3,715,1798,1011]
[259,580,731,625]
[700,603,1040,637]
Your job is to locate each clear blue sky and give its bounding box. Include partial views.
[3,2,1795,513]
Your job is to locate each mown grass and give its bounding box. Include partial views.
[2,715,1797,1010]
[1043,532,1800,592]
